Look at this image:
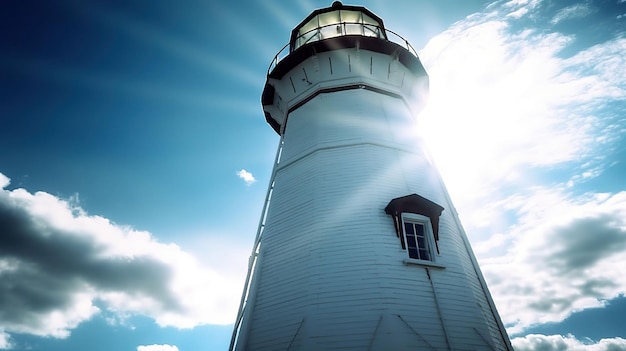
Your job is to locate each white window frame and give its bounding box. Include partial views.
[401,213,437,263]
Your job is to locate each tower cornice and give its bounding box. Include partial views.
[262,36,429,135]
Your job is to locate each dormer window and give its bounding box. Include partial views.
[385,194,444,260]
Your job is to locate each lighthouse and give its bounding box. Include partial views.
[230,2,512,350]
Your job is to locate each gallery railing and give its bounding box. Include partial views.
[267,22,418,75]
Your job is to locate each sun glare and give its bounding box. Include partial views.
[414,17,589,208]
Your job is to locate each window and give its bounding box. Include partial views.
[385,193,444,261]
[402,214,434,261]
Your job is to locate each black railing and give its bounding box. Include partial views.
[267,22,419,75]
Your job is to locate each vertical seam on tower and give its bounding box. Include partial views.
[426,267,453,351]
[367,315,384,351]
[302,67,311,84]
[289,76,296,93]
[286,317,305,351]
[348,54,352,72]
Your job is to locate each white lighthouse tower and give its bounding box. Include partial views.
[230,2,512,350]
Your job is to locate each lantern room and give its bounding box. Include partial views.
[289,1,387,52]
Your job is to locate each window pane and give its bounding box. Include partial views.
[319,10,340,27]
[320,25,341,40]
[298,30,319,47]
[404,222,414,234]
[417,235,426,249]
[406,235,417,249]
[363,24,381,38]
[362,13,378,25]
[340,10,361,23]
[416,224,424,236]
[419,249,430,261]
[299,17,319,36]
[344,23,362,35]
[408,248,419,259]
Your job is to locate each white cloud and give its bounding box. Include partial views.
[237,169,256,186]
[137,344,179,351]
[0,172,242,340]
[501,0,541,19]
[512,334,626,351]
[507,7,529,19]
[478,189,626,333]
[0,173,8,189]
[417,0,626,335]
[551,4,595,25]
[0,330,12,350]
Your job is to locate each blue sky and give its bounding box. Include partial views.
[1,0,625,350]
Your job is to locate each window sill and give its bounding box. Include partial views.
[403,259,445,269]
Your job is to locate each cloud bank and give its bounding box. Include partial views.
[0,173,241,341]
[512,334,626,351]
[478,190,626,332]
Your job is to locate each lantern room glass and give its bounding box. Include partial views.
[292,9,385,52]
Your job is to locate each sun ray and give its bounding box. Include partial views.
[261,1,301,32]
[67,2,264,89]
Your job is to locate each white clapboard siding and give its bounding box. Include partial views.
[237,86,510,350]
